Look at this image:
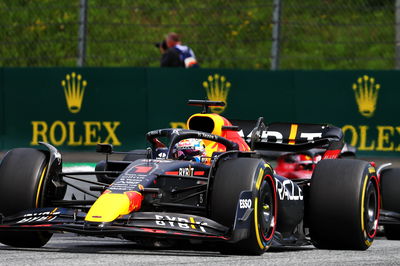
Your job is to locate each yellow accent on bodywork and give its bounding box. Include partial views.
[288,124,298,145]
[85,193,131,222]
[35,166,48,208]
[186,113,225,136]
[187,113,228,158]
[189,217,196,229]
[368,167,376,174]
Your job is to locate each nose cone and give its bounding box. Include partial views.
[85,191,143,223]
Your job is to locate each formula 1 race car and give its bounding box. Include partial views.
[259,139,400,241]
[0,100,380,254]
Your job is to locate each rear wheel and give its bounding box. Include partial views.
[210,157,276,255]
[0,148,53,247]
[380,168,400,240]
[308,159,379,250]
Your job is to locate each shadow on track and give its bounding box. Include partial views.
[0,234,315,257]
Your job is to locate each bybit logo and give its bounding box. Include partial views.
[203,74,231,114]
[352,75,380,118]
[61,72,87,114]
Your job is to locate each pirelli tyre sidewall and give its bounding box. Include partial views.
[0,148,53,247]
[308,159,379,250]
[210,157,277,255]
[252,163,277,251]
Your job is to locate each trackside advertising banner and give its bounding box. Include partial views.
[0,68,398,157]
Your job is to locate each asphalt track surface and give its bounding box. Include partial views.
[0,235,399,265]
[1,152,400,265]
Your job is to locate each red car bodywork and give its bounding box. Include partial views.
[275,153,322,179]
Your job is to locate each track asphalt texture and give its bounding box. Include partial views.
[0,235,399,265]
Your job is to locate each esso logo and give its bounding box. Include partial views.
[239,199,252,209]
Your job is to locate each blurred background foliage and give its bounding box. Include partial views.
[0,0,395,69]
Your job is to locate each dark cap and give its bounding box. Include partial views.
[155,40,167,50]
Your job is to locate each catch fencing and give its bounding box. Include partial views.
[0,0,398,69]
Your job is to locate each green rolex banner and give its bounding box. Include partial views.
[0,68,399,157]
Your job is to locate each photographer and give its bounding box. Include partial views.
[156,32,199,68]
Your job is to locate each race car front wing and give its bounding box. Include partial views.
[0,207,230,241]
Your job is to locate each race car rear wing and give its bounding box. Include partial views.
[229,118,343,155]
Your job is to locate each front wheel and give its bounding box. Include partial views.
[209,157,277,255]
[0,148,53,247]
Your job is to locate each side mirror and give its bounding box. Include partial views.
[96,143,113,154]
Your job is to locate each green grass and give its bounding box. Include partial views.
[0,0,395,69]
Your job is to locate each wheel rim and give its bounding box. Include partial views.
[364,178,378,238]
[259,176,275,241]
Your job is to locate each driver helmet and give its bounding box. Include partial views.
[174,138,206,162]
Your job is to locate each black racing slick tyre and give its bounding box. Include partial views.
[308,159,379,250]
[380,168,400,240]
[210,157,277,255]
[0,148,53,247]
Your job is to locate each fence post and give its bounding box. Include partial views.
[396,0,400,69]
[270,0,282,70]
[77,0,88,67]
